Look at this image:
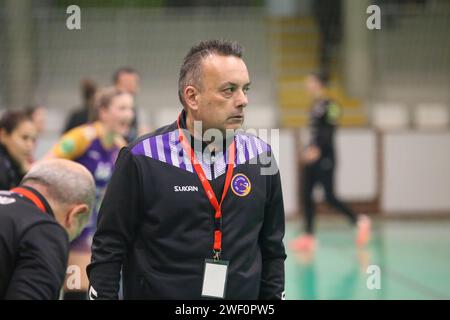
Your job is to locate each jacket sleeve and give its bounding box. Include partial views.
[87,147,143,300]
[5,223,68,300]
[258,153,286,300]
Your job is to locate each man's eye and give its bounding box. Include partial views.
[223,88,234,94]
[243,87,250,94]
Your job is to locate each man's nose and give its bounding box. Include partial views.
[235,89,248,108]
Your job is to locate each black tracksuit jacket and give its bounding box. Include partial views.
[0,186,69,299]
[0,144,24,190]
[87,110,286,300]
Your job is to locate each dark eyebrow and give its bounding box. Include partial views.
[219,82,237,89]
[220,81,251,89]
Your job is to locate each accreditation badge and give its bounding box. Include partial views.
[201,259,229,299]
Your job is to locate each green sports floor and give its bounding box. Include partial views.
[284,217,450,300]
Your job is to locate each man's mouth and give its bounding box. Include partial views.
[228,114,244,120]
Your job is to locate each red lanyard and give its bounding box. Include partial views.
[177,115,235,261]
[10,187,47,213]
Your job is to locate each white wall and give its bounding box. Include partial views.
[335,129,377,200]
[382,132,450,214]
[270,129,299,218]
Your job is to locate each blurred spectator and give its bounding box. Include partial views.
[113,67,139,96]
[25,105,47,136]
[0,110,37,190]
[25,105,47,165]
[63,78,98,134]
[112,66,146,142]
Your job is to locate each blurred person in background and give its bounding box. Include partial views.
[25,105,47,136]
[0,159,95,299]
[25,105,48,167]
[290,71,371,252]
[45,87,134,299]
[0,110,37,190]
[63,78,98,134]
[113,66,149,142]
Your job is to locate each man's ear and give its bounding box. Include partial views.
[65,203,89,228]
[184,85,200,112]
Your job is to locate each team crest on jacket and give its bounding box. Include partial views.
[231,173,251,197]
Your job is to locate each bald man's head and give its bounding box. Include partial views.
[21,159,96,241]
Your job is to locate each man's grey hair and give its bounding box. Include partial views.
[178,39,244,108]
[21,159,96,211]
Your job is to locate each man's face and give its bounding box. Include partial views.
[194,55,250,135]
[116,73,140,95]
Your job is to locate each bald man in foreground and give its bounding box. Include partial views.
[0,159,95,299]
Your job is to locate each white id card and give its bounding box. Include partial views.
[201,259,229,299]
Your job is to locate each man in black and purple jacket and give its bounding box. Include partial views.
[88,39,286,300]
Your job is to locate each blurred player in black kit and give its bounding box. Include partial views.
[290,71,371,252]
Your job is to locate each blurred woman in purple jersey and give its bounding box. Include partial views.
[46,87,134,299]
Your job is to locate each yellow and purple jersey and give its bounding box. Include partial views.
[52,122,124,192]
[51,121,125,251]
